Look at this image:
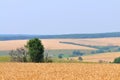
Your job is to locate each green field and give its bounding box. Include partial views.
[0,51,9,56]
[45,49,92,58]
[0,56,10,62]
[0,50,92,62]
[0,51,10,62]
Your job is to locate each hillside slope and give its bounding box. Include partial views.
[0,39,96,51]
[1,32,120,40]
[82,52,120,62]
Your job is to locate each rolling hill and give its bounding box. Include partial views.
[72,52,120,62]
[1,37,120,51]
[1,32,120,41]
[60,38,120,46]
[0,39,96,51]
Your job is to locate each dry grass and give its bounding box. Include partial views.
[0,63,120,80]
[0,39,96,51]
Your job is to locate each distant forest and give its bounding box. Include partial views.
[1,32,120,41]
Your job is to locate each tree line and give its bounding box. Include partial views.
[2,32,120,41]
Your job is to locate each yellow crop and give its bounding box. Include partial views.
[0,63,120,80]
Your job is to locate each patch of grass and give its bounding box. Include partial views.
[52,58,80,63]
[0,51,10,62]
[0,56,10,62]
[45,49,92,58]
[51,58,96,63]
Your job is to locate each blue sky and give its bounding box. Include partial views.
[0,0,120,35]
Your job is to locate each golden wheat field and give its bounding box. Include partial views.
[64,37,120,46]
[1,38,120,51]
[0,63,120,80]
[0,39,96,51]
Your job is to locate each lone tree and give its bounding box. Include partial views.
[26,38,44,62]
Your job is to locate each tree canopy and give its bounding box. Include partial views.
[26,38,44,62]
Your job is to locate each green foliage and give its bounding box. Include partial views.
[58,54,64,59]
[60,41,120,54]
[72,50,83,57]
[0,56,10,62]
[114,57,120,63]
[26,38,44,62]
[45,58,53,63]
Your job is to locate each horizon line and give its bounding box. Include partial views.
[0,32,120,35]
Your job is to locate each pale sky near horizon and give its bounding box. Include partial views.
[0,0,120,35]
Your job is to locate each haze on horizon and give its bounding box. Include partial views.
[0,0,120,35]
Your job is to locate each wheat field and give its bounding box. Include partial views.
[0,63,120,80]
[1,38,120,51]
[0,39,96,51]
[64,37,120,46]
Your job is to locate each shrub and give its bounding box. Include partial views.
[58,54,64,59]
[9,48,27,62]
[72,50,83,56]
[114,57,120,63]
[44,53,53,63]
[78,56,83,61]
[46,58,53,63]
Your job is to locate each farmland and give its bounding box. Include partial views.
[1,0,120,79]
[1,38,120,62]
[82,52,120,62]
[0,39,96,51]
[60,37,120,46]
[0,63,120,80]
[71,52,120,62]
[0,38,120,80]
[1,38,120,51]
